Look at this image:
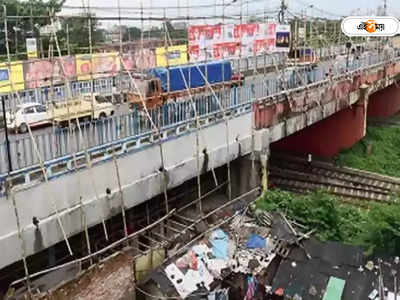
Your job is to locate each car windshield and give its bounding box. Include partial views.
[36,105,46,112]
[95,95,109,103]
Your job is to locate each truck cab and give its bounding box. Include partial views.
[128,78,163,110]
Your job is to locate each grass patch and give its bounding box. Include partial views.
[336,126,400,177]
[257,189,400,256]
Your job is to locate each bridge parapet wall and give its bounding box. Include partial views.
[253,60,400,131]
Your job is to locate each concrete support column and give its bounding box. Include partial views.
[230,156,261,205]
[359,84,370,137]
[368,84,400,118]
[260,149,269,193]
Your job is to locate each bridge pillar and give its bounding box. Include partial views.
[270,85,369,158]
[368,84,400,117]
[230,156,261,203]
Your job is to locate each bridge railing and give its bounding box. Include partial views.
[0,42,373,112]
[0,47,396,184]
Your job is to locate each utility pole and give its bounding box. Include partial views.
[384,0,387,16]
[278,0,287,23]
[66,23,70,56]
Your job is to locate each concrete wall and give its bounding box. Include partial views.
[0,113,254,270]
[368,84,400,117]
[270,101,367,157]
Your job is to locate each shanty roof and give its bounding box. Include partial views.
[271,239,384,300]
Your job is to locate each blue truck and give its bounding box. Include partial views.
[128,60,241,109]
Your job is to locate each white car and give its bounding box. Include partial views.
[6,103,50,133]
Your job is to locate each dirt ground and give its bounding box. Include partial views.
[39,253,135,300]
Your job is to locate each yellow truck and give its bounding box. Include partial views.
[7,94,115,133]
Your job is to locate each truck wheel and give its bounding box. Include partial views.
[83,116,91,124]
[69,121,77,131]
[19,123,28,134]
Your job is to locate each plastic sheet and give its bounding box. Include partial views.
[246,234,266,249]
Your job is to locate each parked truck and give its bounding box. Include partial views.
[127,60,242,109]
[6,94,115,133]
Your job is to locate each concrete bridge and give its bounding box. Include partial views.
[1,46,400,286]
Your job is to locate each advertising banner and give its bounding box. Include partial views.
[26,38,38,59]
[275,24,291,51]
[234,23,260,39]
[156,44,188,67]
[188,22,282,62]
[76,54,92,81]
[188,44,214,63]
[188,25,223,62]
[92,52,120,78]
[76,52,120,81]
[121,53,135,71]
[0,61,24,93]
[133,49,157,70]
[188,25,223,45]
[253,38,276,56]
[213,42,240,60]
[24,56,76,89]
[120,49,156,71]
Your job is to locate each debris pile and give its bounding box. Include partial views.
[141,208,309,299]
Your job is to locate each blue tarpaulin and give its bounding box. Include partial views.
[149,60,232,93]
[210,229,229,260]
[246,234,266,249]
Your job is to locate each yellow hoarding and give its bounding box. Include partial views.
[0,61,24,93]
[75,54,92,81]
[156,44,188,67]
[76,52,120,81]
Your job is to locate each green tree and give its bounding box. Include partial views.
[0,0,64,58]
[358,203,400,256]
[123,26,141,41]
[59,14,105,54]
[165,21,187,42]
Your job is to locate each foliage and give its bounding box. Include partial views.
[165,21,187,41]
[0,0,64,57]
[256,189,400,256]
[358,203,400,256]
[122,26,141,41]
[58,14,105,54]
[257,189,352,241]
[337,126,400,178]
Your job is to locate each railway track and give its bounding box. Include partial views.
[269,153,400,204]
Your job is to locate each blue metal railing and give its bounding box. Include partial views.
[0,44,393,181]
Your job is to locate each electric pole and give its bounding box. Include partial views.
[278,0,287,23]
[384,0,387,16]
